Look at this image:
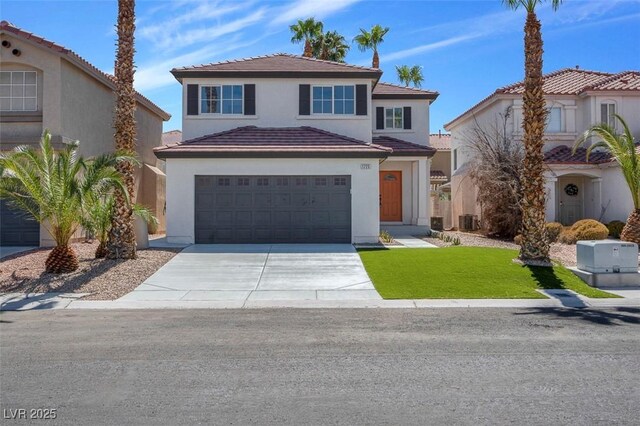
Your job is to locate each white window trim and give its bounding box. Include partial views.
[384,106,404,130]
[311,84,355,116]
[198,84,244,115]
[0,70,38,112]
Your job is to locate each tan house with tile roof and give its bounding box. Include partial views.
[445,68,640,230]
[159,54,439,244]
[0,21,170,245]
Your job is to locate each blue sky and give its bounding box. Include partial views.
[3,0,639,132]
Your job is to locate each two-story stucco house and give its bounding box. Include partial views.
[0,21,171,246]
[155,54,439,244]
[445,68,640,230]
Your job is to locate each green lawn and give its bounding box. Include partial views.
[358,247,618,299]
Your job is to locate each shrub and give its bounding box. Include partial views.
[558,230,578,245]
[514,234,523,246]
[379,230,394,244]
[607,220,625,239]
[545,222,564,243]
[570,219,609,241]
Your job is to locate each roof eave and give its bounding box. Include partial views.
[372,93,439,101]
[154,150,389,159]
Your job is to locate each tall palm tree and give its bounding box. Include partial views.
[313,30,350,62]
[396,65,424,88]
[290,18,324,58]
[574,114,640,243]
[353,24,389,68]
[0,131,132,273]
[107,0,138,259]
[504,0,563,265]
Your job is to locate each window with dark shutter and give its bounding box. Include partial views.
[187,84,199,116]
[244,84,256,115]
[355,84,367,116]
[403,106,412,129]
[299,84,310,115]
[376,107,384,129]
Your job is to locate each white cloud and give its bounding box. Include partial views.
[271,0,361,25]
[382,34,482,63]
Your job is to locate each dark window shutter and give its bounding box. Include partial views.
[244,84,256,115]
[403,106,412,129]
[187,84,199,115]
[355,84,367,116]
[299,84,310,115]
[376,107,384,130]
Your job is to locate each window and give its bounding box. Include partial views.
[237,178,250,186]
[314,177,327,186]
[453,149,458,171]
[312,85,354,115]
[546,107,562,133]
[601,103,616,128]
[0,71,37,111]
[334,177,347,186]
[200,85,242,114]
[385,107,403,129]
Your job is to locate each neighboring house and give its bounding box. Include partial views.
[155,54,439,244]
[445,68,640,230]
[428,132,452,229]
[0,21,171,245]
[161,129,182,146]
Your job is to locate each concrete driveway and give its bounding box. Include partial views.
[119,244,380,303]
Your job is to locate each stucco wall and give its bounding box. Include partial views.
[601,166,635,223]
[430,150,451,179]
[371,99,430,145]
[181,78,373,142]
[164,158,380,244]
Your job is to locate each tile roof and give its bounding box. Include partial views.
[155,126,391,158]
[0,20,170,120]
[171,53,382,80]
[372,136,436,157]
[372,82,439,100]
[445,68,640,129]
[430,170,448,180]
[428,133,451,150]
[161,130,182,145]
[543,145,612,165]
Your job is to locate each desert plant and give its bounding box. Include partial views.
[570,219,609,241]
[574,114,639,244]
[353,24,389,68]
[504,0,563,264]
[290,18,324,58]
[0,131,132,273]
[379,230,394,244]
[558,229,578,245]
[607,220,625,239]
[545,222,563,243]
[514,234,523,245]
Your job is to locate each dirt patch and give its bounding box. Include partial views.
[0,242,180,300]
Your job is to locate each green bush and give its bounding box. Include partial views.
[570,219,609,241]
[607,220,625,239]
[545,222,564,243]
[558,230,578,245]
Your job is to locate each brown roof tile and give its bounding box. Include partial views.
[0,20,170,120]
[171,53,382,80]
[543,145,612,165]
[372,82,439,100]
[155,126,391,158]
[430,170,448,180]
[372,136,435,157]
[428,133,451,150]
[161,130,182,145]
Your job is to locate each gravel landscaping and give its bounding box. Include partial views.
[0,242,180,300]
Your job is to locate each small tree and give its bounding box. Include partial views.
[290,18,324,58]
[353,24,389,68]
[466,108,524,238]
[0,131,132,273]
[312,30,349,62]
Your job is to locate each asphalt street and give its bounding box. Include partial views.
[1,308,639,425]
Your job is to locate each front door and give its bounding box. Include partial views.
[379,171,402,222]
[558,176,584,225]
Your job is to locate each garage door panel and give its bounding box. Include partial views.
[0,200,39,246]
[195,175,351,243]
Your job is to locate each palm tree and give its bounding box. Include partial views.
[290,18,324,58]
[107,0,138,260]
[353,24,389,68]
[503,0,563,265]
[0,131,132,273]
[313,30,350,62]
[574,114,640,243]
[396,65,424,88]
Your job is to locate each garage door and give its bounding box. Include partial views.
[195,175,351,243]
[0,199,39,246]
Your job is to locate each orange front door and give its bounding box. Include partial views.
[379,171,402,222]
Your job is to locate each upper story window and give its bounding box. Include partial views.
[601,103,616,129]
[312,85,354,115]
[0,71,37,111]
[385,107,403,129]
[545,106,562,133]
[200,85,242,114]
[453,148,458,171]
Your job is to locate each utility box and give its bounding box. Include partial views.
[576,240,638,274]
